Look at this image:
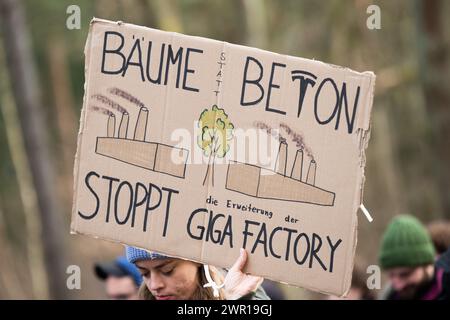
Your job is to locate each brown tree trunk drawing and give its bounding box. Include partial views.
[203,152,215,187]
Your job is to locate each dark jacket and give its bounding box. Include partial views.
[436,247,450,300]
[381,248,450,300]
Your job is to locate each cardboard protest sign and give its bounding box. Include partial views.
[71,18,375,296]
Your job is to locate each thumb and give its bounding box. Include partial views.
[230,248,247,272]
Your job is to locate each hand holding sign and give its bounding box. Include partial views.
[224,248,264,300]
[72,18,376,296]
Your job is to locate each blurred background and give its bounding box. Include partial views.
[0,0,449,299]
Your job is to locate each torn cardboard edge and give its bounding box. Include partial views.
[340,73,376,296]
[70,19,95,234]
[71,17,377,298]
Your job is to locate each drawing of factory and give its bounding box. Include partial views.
[226,142,336,206]
[95,106,189,179]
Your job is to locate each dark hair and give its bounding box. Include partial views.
[351,263,376,300]
[427,220,450,255]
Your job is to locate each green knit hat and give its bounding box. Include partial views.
[379,215,435,269]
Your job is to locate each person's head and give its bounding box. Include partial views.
[427,220,450,256]
[379,215,436,299]
[94,256,141,300]
[126,246,224,300]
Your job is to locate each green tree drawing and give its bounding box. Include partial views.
[197,105,234,186]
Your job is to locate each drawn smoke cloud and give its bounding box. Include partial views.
[91,88,189,179]
[229,121,334,206]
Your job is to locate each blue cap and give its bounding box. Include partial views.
[115,256,143,287]
[125,246,168,264]
[94,256,143,287]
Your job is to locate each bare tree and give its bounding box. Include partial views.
[241,0,268,48]
[47,38,77,207]
[417,0,450,217]
[0,41,49,299]
[0,0,68,298]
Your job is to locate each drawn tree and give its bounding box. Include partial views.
[197,105,234,186]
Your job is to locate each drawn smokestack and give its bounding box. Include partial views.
[134,107,148,141]
[107,114,116,137]
[291,149,304,181]
[118,112,129,138]
[275,141,287,176]
[306,160,316,185]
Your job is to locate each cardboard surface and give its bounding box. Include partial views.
[71,18,376,296]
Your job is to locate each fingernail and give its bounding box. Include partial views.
[240,248,244,255]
